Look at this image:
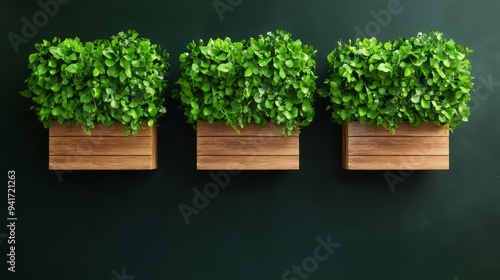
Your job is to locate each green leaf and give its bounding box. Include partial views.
[125,68,132,78]
[29,53,38,63]
[367,110,377,119]
[93,89,101,98]
[421,99,430,109]
[358,107,367,116]
[265,99,273,109]
[21,90,32,98]
[119,71,127,83]
[130,101,139,108]
[102,48,115,59]
[279,69,286,79]
[203,107,212,116]
[201,84,211,92]
[258,58,272,67]
[105,59,116,67]
[52,107,62,116]
[48,59,57,68]
[410,95,420,103]
[129,108,139,119]
[443,108,455,120]
[217,63,231,73]
[51,84,61,92]
[148,104,158,115]
[302,101,311,112]
[342,95,353,102]
[110,99,119,108]
[253,93,263,103]
[377,63,392,73]
[107,66,120,78]
[65,64,78,73]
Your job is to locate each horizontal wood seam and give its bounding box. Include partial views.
[196,136,295,138]
[49,136,152,137]
[347,136,449,138]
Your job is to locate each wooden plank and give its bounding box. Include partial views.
[345,155,449,170]
[49,156,156,170]
[197,121,299,137]
[196,121,300,170]
[49,137,153,156]
[346,121,449,137]
[197,136,299,156]
[197,156,299,170]
[150,125,158,169]
[342,121,449,170]
[342,123,347,169]
[49,122,153,137]
[347,136,449,156]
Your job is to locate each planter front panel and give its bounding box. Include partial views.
[197,121,299,170]
[343,122,449,170]
[49,123,157,170]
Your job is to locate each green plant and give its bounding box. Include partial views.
[21,30,169,136]
[319,30,474,131]
[174,30,317,136]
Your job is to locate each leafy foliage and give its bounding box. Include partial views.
[319,30,474,131]
[174,30,317,136]
[21,30,169,136]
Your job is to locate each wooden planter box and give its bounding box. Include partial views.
[49,123,157,170]
[196,121,299,170]
[342,122,449,170]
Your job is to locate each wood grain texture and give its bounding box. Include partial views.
[196,122,300,170]
[49,156,156,170]
[342,123,348,169]
[49,124,157,170]
[49,122,153,137]
[151,123,158,169]
[197,156,299,170]
[347,137,449,156]
[49,137,153,156]
[346,121,449,137]
[345,156,449,170]
[343,122,449,170]
[197,137,299,156]
[197,121,299,137]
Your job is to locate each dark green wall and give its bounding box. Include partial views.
[1,0,499,279]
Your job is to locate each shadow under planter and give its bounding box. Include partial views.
[196,121,299,170]
[49,123,157,170]
[342,121,449,170]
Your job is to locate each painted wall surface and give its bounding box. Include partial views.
[1,0,499,279]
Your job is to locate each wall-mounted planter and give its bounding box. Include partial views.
[196,121,299,170]
[49,123,157,170]
[343,121,449,170]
